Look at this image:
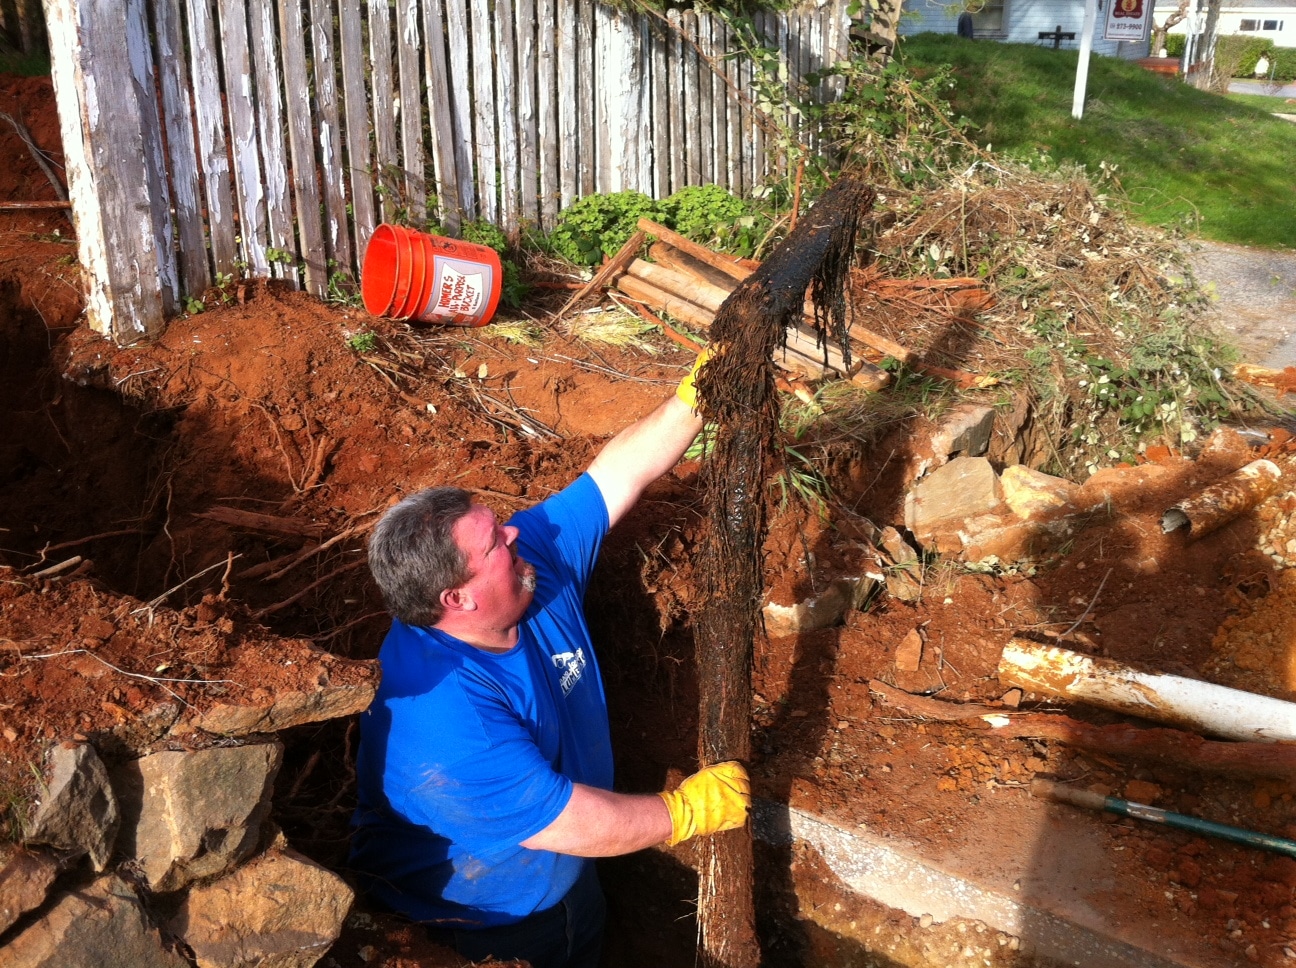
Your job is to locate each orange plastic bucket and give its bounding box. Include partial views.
[389,227,415,318]
[362,223,503,326]
[396,228,428,319]
[360,224,400,315]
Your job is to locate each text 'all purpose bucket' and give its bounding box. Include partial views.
[361,224,503,327]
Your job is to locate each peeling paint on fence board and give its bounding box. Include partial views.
[536,0,558,226]
[575,0,594,197]
[422,0,461,233]
[366,0,399,225]
[340,5,376,249]
[395,0,426,224]
[185,0,237,274]
[248,0,294,286]
[496,0,520,230]
[280,0,326,294]
[47,0,164,342]
[152,0,210,298]
[556,5,577,210]
[127,0,179,316]
[443,0,475,224]
[515,0,539,229]
[310,0,354,278]
[470,0,497,222]
[217,0,269,277]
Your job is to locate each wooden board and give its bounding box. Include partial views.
[248,0,294,285]
[395,0,427,223]
[421,0,461,232]
[185,0,238,274]
[443,0,475,223]
[339,4,377,248]
[496,0,520,228]
[367,0,399,225]
[470,0,497,222]
[310,0,354,277]
[152,0,210,297]
[218,0,269,275]
[279,0,327,293]
[536,0,559,226]
[515,0,539,228]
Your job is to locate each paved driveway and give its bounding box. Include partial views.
[1187,241,1296,367]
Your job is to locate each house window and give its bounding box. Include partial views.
[1239,18,1258,30]
[967,0,1006,34]
[1262,19,1282,30]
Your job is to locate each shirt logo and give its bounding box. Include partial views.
[551,648,587,697]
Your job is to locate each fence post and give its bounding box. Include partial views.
[46,0,166,344]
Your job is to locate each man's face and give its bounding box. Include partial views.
[449,504,537,625]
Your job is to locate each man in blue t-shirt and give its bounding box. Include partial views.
[351,354,750,968]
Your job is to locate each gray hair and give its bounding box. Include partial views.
[367,487,474,627]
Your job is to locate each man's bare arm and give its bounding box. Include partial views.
[519,784,673,856]
[587,394,703,528]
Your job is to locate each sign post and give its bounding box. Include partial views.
[1071,0,1100,119]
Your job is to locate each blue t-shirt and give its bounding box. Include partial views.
[350,473,614,927]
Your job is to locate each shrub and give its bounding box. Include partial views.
[1165,33,1186,58]
[660,185,750,243]
[1215,34,1273,79]
[1270,46,1296,82]
[547,191,668,266]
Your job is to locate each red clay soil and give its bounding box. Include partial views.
[3,72,1296,968]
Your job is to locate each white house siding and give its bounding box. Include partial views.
[1167,0,1296,48]
[902,0,1143,58]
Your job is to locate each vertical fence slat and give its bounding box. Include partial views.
[725,18,742,196]
[395,0,427,223]
[132,0,178,313]
[649,14,668,199]
[667,9,684,195]
[575,0,594,197]
[682,10,698,187]
[537,0,558,226]
[443,0,475,224]
[309,0,354,281]
[636,14,652,196]
[248,0,295,285]
[152,0,210,296]
[217,0,269,276]
[340,5,377,252]
[593,4,611,194]
[496,0,520,231]
[710,17,728,193]
[516,0,539,227]
[470,0,497,221]
[699,14,715,185]
[367,0,399,224]
[557,0,578,209]
[184,0,237,273]
[47,0,164,341]
[279,0,328,292]
[422,0,461,232]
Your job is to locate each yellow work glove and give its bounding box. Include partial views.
[675,348,712,412]
[658,760,751,846]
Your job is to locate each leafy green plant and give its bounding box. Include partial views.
[346,330,379,354]
[660,185,764,257]
[548,191,667,266]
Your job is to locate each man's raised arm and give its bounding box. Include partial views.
[586,353,707,528]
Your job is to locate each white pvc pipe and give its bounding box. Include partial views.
[999,639,1296,743]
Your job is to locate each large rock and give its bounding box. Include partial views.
[0,874,188,968]
[23,742,119,870]
[0,844,60,935]
[763,577,875,636]
[187,681,376,736]
[113,741,282,892]
[904,457,1005,553]
[929,403,996,464]
[1000,465,1078,520]
[171,846,355,968]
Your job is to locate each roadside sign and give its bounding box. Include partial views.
[1104,0,1151,42]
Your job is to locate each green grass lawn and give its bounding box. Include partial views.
[897,33,1296,249]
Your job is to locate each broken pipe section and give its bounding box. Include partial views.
[998,638,1296,743]
[1160,458,1281,538]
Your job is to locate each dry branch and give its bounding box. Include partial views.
[197,506,327,538]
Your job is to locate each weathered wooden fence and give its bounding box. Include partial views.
[0,0,44,53]
[44,0,853,343]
